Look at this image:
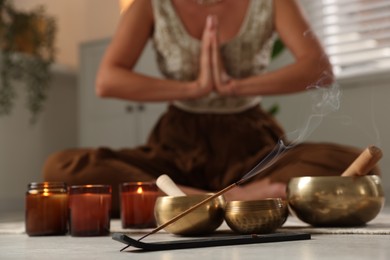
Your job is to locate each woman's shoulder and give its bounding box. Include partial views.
[125,0,154,18]
[118,0,155,30]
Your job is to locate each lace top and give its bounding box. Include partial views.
[151,0,275,113]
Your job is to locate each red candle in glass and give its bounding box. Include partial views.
[121,182,159,228]
[69,185,111,236]
[25,182,68,236]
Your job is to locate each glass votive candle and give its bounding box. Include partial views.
[25,182,69,236]
[120,182,159,228]
[69,185,111,236]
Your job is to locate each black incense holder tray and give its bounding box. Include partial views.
[112,232,311,252]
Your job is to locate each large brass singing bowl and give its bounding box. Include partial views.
[154,194,225,236]
[287,175,385,227]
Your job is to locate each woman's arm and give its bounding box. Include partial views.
[96,0,214,102]
[222,0,335,97]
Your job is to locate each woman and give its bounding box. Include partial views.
[43,0,374,214]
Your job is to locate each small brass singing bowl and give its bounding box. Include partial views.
[287,175,385,227]
[154,194,225,236]
[224,198,288,234]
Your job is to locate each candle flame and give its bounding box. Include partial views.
[43,188,49,196]
[136,187,143,194]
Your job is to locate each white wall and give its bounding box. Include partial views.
[13,0,121,69]
[0,1,123,212]
[1,1,119,212]
[0,67,78,212]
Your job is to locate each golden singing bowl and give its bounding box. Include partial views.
[287,175,385,227]
[224,198,288,234]
[154,194,225,236]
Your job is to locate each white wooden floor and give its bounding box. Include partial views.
[1,208,390,259]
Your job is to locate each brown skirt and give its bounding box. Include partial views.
[43,104,374,214]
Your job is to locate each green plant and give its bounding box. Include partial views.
[271,37,284,60]
[0,0,56,123]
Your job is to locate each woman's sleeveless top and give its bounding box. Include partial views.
[151,0,275,113]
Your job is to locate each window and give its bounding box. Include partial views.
[299,0,390,79]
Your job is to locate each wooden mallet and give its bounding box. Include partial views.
[341,145,383,177]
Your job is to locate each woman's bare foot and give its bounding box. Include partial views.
[223,178,286,201]
[176,178,286,202]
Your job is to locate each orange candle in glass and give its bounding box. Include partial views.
[69,185,111,236]
[25,182,68,236]
[121,182,159,228]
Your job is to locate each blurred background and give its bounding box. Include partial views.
[1,0,389,212]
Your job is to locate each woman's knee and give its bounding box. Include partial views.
[42,148,91,181]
